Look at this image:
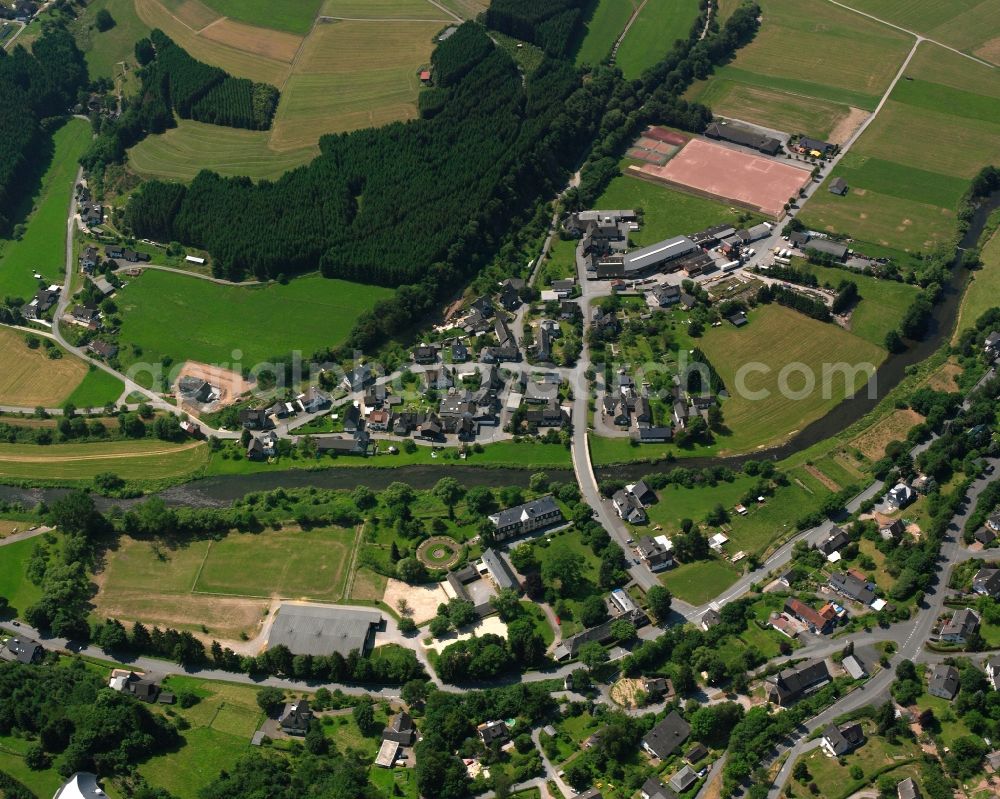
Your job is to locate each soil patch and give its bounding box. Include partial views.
[827,106,868,145]
[804,463,841,492]
[851,408,924,461]
[383,577,449,624]
[416,535,462,569]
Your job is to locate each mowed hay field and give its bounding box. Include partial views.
[129,0,447,179]
[686,0,912,134]
[116,270,393,371]
[0,440,208,482]
[685,304,885,453]
[0,328,89,406]
[94,527,357,639]
[615,0,700,79]
[269,19,441,150]
[801,43,1000,253]
[841,0,1000,65]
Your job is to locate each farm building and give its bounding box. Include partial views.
[829,177,848,195]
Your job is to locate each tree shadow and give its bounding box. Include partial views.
[1,118,61,237]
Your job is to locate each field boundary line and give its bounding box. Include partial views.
[341,522,365,601]
[196,16,228,35]
[422,0,463,23]
[190,589,272,599]
[823,0,997,70]
[191,539,213,592]
[317,16,453,22]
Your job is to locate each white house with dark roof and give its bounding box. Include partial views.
[487,495,563,540]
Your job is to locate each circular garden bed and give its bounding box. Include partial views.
[416,536,462,570]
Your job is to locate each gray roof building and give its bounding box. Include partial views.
[488,495,563,540]
[928,664,959,700]
[267,605,381,657]
[642,710,691,759]
[897,777,921,799]
[481,548,519,591]
[765,659,831,706]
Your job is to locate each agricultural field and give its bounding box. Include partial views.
[682,304,885,454]
[795,261,921,347]
[841,0,1000,65]
[686,0,912,132]
[0,439,208,483]
[115,270,393,371]
[128,0,446,179]
[691,80,856,142]
[268,19,441,151]
[574,0,634,66]
[955,222,1000,338]
[138,675,265,799]
[614,0,700,79]
[0,118,91,300]
[0,328,89,407]
[93,526,357,640]
[801,44,1000,253]
[200,0,324,34]
[128,119,319,181]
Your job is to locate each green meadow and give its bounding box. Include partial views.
[614,0,700,79]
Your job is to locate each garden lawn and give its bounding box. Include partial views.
[660,559,739,605]
[791,729,922,799]
[519,600,555,646]
[369,768,419,799]
[200,0,323,34]
[139,676,265,799]
[530,529,603,636]
[681,304,885,453]
[0,118,91,301]
[574,0,634,66]
[0,738,65,799]
[615,0,700,79]
[64,367,126,409]
[116,270,393,370]
[0,537,46,615]
[795,260,920,348]
[0,440,208,483]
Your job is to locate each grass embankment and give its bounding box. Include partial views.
[954,217,1000,340]
[0,440,209,483]
[0,118,91,300]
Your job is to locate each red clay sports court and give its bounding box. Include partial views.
[634,137,812,218]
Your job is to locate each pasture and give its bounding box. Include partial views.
[72,0,151,82]
[660,559,738,605]
[685,0,912,132]
[574,0,634,66]
[0,328,89,407]
[842,0,1000,64]
[614,0,699,79]
[800,43,1000,253]
[115,270,393,369]
[129,0,445,180]
[682,304,885,454]
[0,118,90,300]
[0,440,208,482]
[94,527,357,640]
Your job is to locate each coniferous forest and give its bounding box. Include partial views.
[0,28,88,234]
[485,0,587,57]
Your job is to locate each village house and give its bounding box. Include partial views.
[821,722,864,757]
[108,670,175,704]
[816,526,850,557]
[784,597,833,634]
[886,483,915,509]
[928,664,959,700]
[828,571,877,606]
[939,607,980,644]
[298,387,331,414]
[985,654,1000,690]
[973,567,1000,597]
[79,246,99,272]
[880,518,905,541]
[642,710,690,760]
[382,711,416,746]
[0,637,43,664]
[765,659,831,706]
[315,431,372,456]
[88,340,118,360]
[897,777,921,799]
[22,287,60,320]
[477,720,510,746]
[279,699,313,735]
[239,408,269,430]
